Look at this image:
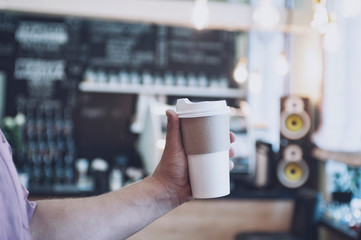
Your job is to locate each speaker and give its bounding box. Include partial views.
[277,95,313,189]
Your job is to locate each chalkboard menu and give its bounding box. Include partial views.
[162,26,235,74]
[0,11,238,180]
[85,20,156,69]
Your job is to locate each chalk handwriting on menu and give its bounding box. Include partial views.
[169,27,224,66]
[14,58,66,98]
[14,58,65,81]
[15,21,68,52]
[88,21,155,67]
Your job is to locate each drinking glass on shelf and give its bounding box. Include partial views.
[43,166,54,185]
[55,166,65,184]
[64,167,75,184]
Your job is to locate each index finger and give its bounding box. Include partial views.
[230,131,236,143]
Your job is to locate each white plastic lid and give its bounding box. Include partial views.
[176,98,230,118]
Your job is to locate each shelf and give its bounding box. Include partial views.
[0,0,313,33]
[79,82,245,99]
[312,147,361,167]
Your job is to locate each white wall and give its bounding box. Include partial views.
[292,31,323,103]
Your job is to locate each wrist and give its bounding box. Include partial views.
[145,176,182,214]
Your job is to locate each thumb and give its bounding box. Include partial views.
[165,109,183,149]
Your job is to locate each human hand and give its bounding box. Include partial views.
[152,109,235,205]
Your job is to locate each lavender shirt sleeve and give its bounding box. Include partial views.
[0,129,37,240]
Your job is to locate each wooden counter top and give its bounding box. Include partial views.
[129,199,293,240]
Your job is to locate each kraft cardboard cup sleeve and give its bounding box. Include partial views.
[176,98,231,199]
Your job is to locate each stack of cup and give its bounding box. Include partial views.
[176,98,231,199]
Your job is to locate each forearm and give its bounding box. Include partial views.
[30,177,181,240]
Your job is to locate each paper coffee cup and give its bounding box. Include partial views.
[176,98,230,199]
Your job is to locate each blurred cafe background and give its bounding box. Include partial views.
[0,0,361,239]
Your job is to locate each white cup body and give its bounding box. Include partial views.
[188,151,230,198]
[176,98,230,199]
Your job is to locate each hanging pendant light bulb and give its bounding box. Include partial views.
[311,1,329,33]
[323,12,341,54]
[233,58,248,84]
[248,71,263,94]
[341,0,361,18]
[275,52,290,76]
[253,0,281,30]
[191,0,209,30]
